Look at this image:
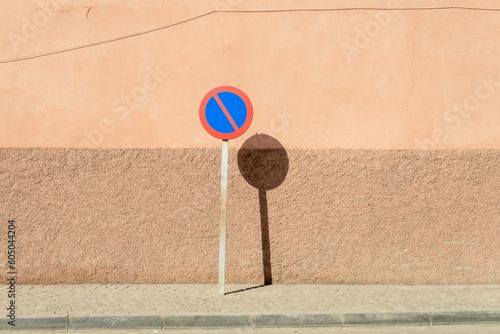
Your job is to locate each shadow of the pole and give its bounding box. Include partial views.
[259,188,272,284]
[224,284,266,295]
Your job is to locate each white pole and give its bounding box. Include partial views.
[219,139,228,295]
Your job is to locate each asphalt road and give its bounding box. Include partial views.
[9,324,500,334]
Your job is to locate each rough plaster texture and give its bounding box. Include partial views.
[2,0,500,149]
[1,0,500,285]
[1,148,499,284]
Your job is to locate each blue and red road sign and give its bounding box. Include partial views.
[199,86,253,140]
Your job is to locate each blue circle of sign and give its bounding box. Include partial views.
[205,92,248,134]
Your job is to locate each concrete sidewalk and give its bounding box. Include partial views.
[2,285,500,331]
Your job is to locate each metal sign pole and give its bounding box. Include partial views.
[219,139,229,295]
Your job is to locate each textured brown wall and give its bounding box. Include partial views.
[1,147,499,284]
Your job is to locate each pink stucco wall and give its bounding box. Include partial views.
[1,1,499,284]
[2,0,500,150]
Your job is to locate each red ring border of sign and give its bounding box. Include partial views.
[199,86,253,140]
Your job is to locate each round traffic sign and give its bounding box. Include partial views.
[199,86,253,140]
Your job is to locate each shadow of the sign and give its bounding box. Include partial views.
[237,134,289,286]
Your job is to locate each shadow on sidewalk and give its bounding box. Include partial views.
[225,284,266,295]
[237,134,289,286]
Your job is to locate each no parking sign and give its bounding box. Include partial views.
[199,86,253,295]
[199,86,253,140]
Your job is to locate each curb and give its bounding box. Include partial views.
[2,310,500,331]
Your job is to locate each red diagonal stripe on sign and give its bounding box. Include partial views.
[213,93,240,131]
